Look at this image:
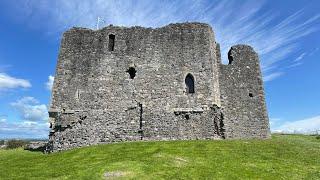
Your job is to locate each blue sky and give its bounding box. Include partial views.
[0,0,319,139]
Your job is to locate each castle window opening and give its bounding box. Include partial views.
[185,73,195,93]
[127,67,136,79]
[108,34,115,51]
[249,93,253,97]
[138,103,143,140]
[77,89,80,99]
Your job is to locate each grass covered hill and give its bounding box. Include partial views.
[0,134,319,179]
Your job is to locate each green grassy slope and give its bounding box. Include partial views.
[0,134,319,179]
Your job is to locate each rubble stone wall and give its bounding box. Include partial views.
[219,45,270,139]
[48,23,225,151]
[48,23,269,152]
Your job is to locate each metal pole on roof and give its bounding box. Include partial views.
[96,17,106,30]
[96,17,100,30]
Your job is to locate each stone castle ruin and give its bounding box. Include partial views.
[47,22,270,152]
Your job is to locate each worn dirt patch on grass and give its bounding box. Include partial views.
[104,171,131,179]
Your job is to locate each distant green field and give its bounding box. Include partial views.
[0,134,319,179]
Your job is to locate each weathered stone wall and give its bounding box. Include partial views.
[219,45,270,139]
[48,23,270,152]
[48,23,225,152]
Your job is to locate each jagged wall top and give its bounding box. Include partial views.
[47,22,270,152]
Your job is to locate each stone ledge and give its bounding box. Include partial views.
[173,107,204,114]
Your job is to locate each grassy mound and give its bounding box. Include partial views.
[0,134,319,179]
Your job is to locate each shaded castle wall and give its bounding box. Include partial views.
[48,23,224,151]
[219,45,270,139]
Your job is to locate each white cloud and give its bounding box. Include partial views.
[286,50,316,69]
[46,75,54,91]
[269,118,281,127]
[287,62,303,68]
[294,52,307,62]
[271,115,320,134]
[0,73,31,90]
[0,118,6,123]
[0,119,49,139]
[10,97,48,122]
[0,97,49,139]
[263,72,284,82]
[5,0,320,82]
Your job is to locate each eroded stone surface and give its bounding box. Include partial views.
[47,22,270,152]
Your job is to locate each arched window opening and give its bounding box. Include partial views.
[127,67,136,79]
[108,34,115,51]
[185,73,195,94]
